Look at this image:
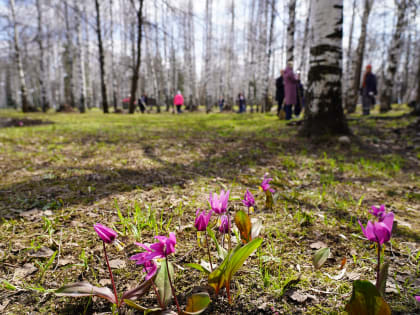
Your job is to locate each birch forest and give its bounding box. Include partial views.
[0,0,418,116]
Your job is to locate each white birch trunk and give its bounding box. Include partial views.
[10,0,31,112]
[75,0,86,113]
[343,0,357,110]
[36,0,49,112]
[379,0,408,112]
[301,0,348,136]
[286,0,297,63]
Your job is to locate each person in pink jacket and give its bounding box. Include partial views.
[173,91,184,113]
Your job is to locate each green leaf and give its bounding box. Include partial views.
[208,252,230,295]
[377,262,389,297]
[225,237,263,285]
[312,248,330,269]
[186,263,211,274]
[155,262,174,307]
[265,190,273,210]
[345,280,391,315]
[55,281,116,304]
[121,278,153,301]
[1,279,17,291]
[234,210,252,243]
[183,292,211,314]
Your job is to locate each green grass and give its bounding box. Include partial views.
[0,109,419,314]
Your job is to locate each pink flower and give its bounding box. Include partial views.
[242,189,255,208]
[208,190,230,214]
[415,296,420,302]
[94,223,117,244]
[369,205,386,219]
[194,209,212,231]
[358,212,394,245]
[219,215,231,234]
[260,175,274,193]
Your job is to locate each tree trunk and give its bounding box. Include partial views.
[10,0,31,112]
[36,0,49,112]
[379,0,408,113]
[64,1,75,108]
[286,0,297,63]
[343,0,356,111]
[76,0,86,113]
[299,0,312,79]
[110,0,118,112]
[263,0,276,112]
[300,0,349,137]
[129,0,145,114]
[347,0,373,113]
[95,0,109,113]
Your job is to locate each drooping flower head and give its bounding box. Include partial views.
[130,233,177,279]
[194,209,212,231]
[219,215,231,234]
[358,212,394,245]
[369,205,386,219]
[209,190,230,215]
[260,174,274,193]
[242,189,255,208]
[94,223,118,244]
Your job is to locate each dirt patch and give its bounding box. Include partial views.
[0,117,53,128]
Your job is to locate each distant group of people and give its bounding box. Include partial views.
[275,61,305,120]
[129,63,379,117]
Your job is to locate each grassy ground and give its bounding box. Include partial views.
[0,107,419,314]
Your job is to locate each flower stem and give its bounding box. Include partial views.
[375,243,381,290]
[151,280,164,309]
[165,256,180,314]
[205,231,213,271]
[227,215,231,253]
[103,241,119,307]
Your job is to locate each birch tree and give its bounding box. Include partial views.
[301,0,349,136]
[75,0,86,113]
[63,1,75,108]
[128,0,145,114]
[10,0,31,112]
[343,0,357,110]
[36,0,49,112]
[95,0,109,113]
[379,0,408,112]
[347,0,374,113]
[203,0,213,112]
[286,0,297,63]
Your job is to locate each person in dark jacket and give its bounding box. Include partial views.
[360,65,377,115]
[294,72,305,117]
[218,97,225,112]
[275,70,285,117]
[237,93,246,113]
[283,62,298,120]
[138,94,147,113]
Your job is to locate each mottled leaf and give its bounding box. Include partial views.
[183,292,211,314]
[265,190,273,210]
[186,263,210,274]
[345,280,391,315]
[312,248,330,269]
[377,262,389,297]
[234,210,251,244]
[155,262,174,307]
[55,281,116,304]
[121,278,153,301]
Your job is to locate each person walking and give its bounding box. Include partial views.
[360,65,377,115]
[275,70,285,117]
[237,93,246,113]
[173,90,184,114]
[138,94,147,113]
[218,97,225,112]
[283,62,298,120]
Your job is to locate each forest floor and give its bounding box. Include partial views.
[0,106,419,314]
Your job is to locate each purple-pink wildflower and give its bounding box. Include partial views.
[369,205,386,219]
[358,212,394,245]
[219,215,231,234]
[94,223,117,244]
[209,190,230,214]
[260,175,275,193]
[194,209,212,231]
[415,296,420,302]
[242,189,255,208]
